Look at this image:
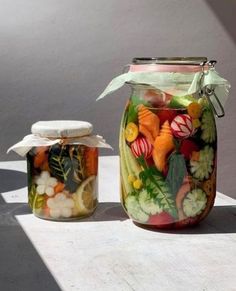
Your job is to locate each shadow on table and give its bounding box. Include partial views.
[0,169,27,192]
[136,205,236,235]
[0,179,61,291]
[75,202,129,222]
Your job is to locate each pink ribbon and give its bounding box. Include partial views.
[129,64,209,73]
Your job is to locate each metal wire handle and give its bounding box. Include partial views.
[199,60,225,118]
[205,86,225,118]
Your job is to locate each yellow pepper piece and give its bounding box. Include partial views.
[133,179,142,190]
[192,118,201,129]
[125,122,139,142]
[198,97,208,107]
[187,102,202,119]
[128,175,136,184]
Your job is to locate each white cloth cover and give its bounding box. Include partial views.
[8,120,112,156]
[31,120,93,138]
[7,134,112,157]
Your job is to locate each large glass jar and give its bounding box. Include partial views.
[26,121,98,221]
[119,57,219,229]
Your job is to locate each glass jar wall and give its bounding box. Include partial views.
[27,144,98,221]
[119,59,217,229]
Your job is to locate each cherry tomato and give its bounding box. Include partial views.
[157,109,177,125]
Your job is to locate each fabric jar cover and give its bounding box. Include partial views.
[8,120,112,156]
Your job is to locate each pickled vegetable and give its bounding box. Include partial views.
[120,90,217,229]
[27,144,98,220]
[182,189,207,218]
[125,122,139,142]
[201,110,216,143]
[190,146,214,180]
[187,102,202,119]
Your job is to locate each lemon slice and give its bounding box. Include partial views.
[72,175,96,214]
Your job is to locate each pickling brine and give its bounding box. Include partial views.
[27,144,98,220]
[120,89,216,228]
[117,57,222,229]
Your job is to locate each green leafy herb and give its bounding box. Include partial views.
[70,146,86,183]
[49,144,72,182]
[127,95,149,123]
[166,153,187,197]
[137,156,178,218]
[29,184,46,211]
[28,184,36,209]
[34,194,46,210]
[48,145,77,192]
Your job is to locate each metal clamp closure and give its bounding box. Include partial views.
[199,60,225,118]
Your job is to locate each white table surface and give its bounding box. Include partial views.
[0,157,235,291]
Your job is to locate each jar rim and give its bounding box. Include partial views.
[132,57,208,65]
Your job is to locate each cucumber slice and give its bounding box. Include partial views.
[169,95,195,109]
[201,109,216,143]
[125,195,149,223]
[183,189,207,217]
[138,189,163,215]
[190,146,214,181]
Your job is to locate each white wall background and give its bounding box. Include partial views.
[0,0,235,198]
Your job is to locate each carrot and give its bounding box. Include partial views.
[85,147,98,176]
[34,147,48,168]
[40,158,50,172]
[152,121,175,172]
[54,182,65,193]
[138,104,160,145]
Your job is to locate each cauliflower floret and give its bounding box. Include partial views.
[35,171,58,196]
[47,192,75,219]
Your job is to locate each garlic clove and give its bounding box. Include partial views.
[47,198,55,208]
[37,185,45,195]
[41,171,50,180]
[61,208,72,218]
[55,193,66,201]
[47,177,58,187]
[45,186,54,196]
[36,177,45,185]
[50,208,60,219]
[64,198,75,208]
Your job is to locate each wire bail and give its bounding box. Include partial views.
[199,60,225,118]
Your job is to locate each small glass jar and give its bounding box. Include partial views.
[119,57,222,229]
[26,121,98,221]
